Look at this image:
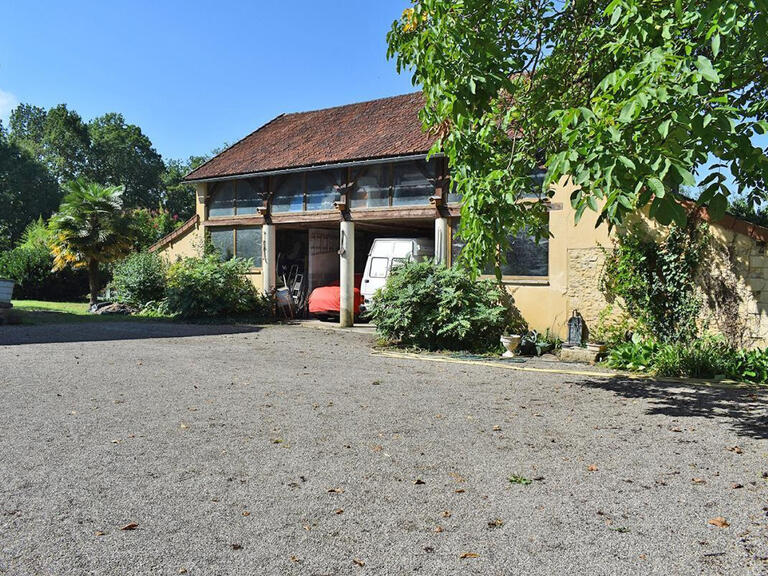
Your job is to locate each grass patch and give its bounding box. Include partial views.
[9,300,170,326]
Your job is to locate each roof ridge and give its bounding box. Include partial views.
[280,91,422,118]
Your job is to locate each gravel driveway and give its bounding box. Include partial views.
[1,322,767,575]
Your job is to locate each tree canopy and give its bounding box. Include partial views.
[387,0,768,275]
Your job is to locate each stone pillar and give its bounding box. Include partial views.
[262,224,276,294]
[339,220,355,327]
[434,217,449,266]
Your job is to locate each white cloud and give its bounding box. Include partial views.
[0,88,19,125]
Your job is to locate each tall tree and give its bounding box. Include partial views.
[387,0,768,275]
[86,113,165,208]
[161,154,210,220]
[0,130,61,249]
[49,180,135,305]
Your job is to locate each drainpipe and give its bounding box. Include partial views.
[339,220,355,327]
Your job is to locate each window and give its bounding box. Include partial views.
[235,227,262,264]
[393,160,435,206]
[210,227,235,260]
[209,226,263,267]
[209,182,235,217]
[208,179,266,217]
[306,170,341,211]
[452,219,549,278]
[272,173,305,213]
[350,165,389,208]
[368,257,389,278]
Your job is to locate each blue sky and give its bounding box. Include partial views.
[0,0,415,161]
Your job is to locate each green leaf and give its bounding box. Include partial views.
[619,101,636,123]
[696,56,720,83]
[647,177,665,198]
[658,119,671,139]
[673,164,696,187]
[707,193,728,221]
[618,156,636,170]
[711,34,720,58]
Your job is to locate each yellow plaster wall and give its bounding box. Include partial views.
[506,176,612,340]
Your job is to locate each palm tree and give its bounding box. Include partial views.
[49,180,135,306]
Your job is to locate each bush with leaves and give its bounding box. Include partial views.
[165,255,271,319]
[368,260,523,351]
[110,251,167,308]
[601,221,708,343]
[131,207,183,251]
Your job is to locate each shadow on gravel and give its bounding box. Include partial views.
[574,377,768,440]
[0,321,263,346]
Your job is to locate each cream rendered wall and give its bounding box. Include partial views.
[505,176,612,340]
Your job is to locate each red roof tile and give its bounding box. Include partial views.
[185,92,435,181]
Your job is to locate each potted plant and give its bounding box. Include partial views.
[500,305,528,358]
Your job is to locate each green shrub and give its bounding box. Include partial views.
[165,255,271,319]
[729,348,768,384]
[368,260,521,351]
[601,222,707,343]
[0,244,89,301]
[111,251,168,308]
[605,334,658,371]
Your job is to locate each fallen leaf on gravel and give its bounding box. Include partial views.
[731,483,744,489]
[460,552,479,559]
[434,525,443,533]
[328,487,344,494]
[179,569,187,574]
[242,511,251,516]
[180,422,188,430]
[290,555,300,563]
[120,522,138,531]
[492,425,501,431]
[692,478,706,484]
[334,508,344,515]
[111,439,121,444]
[353,558,365,566]
[231,543,242,550]
[424,546,434,553]
[587,465,598,472]
[727,446,743,454]
[508,475,532,485]
[271,438,283,444]
[442,510,452,518]
[449,472,465,483]
[95,531,105,537]
[303,524,311,531]
[488,518,504,528]
[454,489,465,493]
[371,445,382,452]
[414,479,425,485]
[708,517,730,528]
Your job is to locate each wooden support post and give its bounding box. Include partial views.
[434,217,449,266]
[262,224,276,294]
[339,220,355,327]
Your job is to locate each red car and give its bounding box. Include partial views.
[308,275,363,320]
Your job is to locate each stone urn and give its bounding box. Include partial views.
[500,334,522,358]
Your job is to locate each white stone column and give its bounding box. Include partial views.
[434,217,449,266]
[262,224,276,294]
[339,220,355,327]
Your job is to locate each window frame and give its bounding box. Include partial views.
[207,225,263,270]
[208,179,266,218]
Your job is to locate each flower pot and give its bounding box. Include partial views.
[500,334,522,358]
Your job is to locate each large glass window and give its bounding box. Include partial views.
[210,227,235,260]
[208,179,265,217]
[306,170,341,211]
[236,179,265,215]
[235,227,262,265]
[350,165,389,208]
[393,160,435,206]
[209,226,262,267]
[208,182,236,217]
[272,174,305,213]
[452,219,549,278]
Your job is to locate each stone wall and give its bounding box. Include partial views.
[566,247,610,337]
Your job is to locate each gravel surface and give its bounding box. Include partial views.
[1,321,767,575]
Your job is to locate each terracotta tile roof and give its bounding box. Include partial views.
[185,92,435,181]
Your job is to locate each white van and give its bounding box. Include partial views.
[360,237,434,313]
